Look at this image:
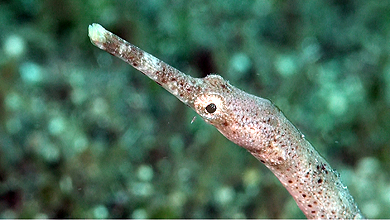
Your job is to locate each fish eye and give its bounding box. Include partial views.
[205,103,217,113]
[194,94,224,121]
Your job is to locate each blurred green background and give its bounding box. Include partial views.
[1,0,390,218]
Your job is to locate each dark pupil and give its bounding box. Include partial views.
[205,103,217,113]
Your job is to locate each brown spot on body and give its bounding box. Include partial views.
[161,77,167,84]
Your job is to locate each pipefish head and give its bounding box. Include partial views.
[191,74,279,152]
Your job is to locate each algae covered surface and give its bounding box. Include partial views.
[1,1,390,218]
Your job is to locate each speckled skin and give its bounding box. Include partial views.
[89,23,364,219]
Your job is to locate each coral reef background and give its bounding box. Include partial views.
[0,0,389,218]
